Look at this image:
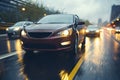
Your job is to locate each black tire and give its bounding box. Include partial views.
[71,35,78,57]
[81,36,86,49]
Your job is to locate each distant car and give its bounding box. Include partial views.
[86,25,100,36]
[6,21,33,39]
[115,26,120,33]
[20,14,86,56]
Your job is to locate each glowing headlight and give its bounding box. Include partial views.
[86,30,89,32]
[6,28,9,31]
[116,30,120,32]
[58,28,72,37]
[21,30,27,37]
[96,30,99,32]
[14,27,20,31]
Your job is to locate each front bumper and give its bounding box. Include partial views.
[86,31,100,36]
[115,30,120,33]
[21,36,74,52]
[6,30,21,38]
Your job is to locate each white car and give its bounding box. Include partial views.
[86,25,100,36]
[6,21,33,39]
[115,27,120,33]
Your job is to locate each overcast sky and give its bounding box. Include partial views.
[34,0,120,23]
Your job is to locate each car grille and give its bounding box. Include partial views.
[23,43,56,49]
[28,32,52,38]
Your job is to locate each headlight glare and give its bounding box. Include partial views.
[58,28,72,37]
[86,30,89,32]
[96,30,99,32]
[6,28,9,31]
[21,30,27,37]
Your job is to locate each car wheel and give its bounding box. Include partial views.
[71,35,78,57]
[81,37,86,49]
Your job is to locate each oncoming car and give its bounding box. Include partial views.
[6,21,33,39]
[20,14,86,56]
[115,26,120,33]
[86,25,100,36]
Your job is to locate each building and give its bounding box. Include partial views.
[0,0,26,22]
[110,4,120,21]
[98,18,102,27]
[110,5,120,26]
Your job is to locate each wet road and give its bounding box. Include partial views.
[0,27,120,80]
[75,28,120,80]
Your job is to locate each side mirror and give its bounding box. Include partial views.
[78,22,85,25]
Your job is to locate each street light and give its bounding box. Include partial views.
[21,7,26,12]
[116,18,120,21]
[44,13,47,16]
[21,7,26,20]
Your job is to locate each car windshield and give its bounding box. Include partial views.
[13,22,25,27]
[37,15,73,24]
[87,25,99,29]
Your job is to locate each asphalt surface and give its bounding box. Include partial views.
[0,34,15,54]
[74,28,120,80]
[0,28,120,80]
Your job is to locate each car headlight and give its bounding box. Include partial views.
[21,30,27,37]
[96,30,100,33]
[14,27,20,31]
[86,30,89,32]
[6,28,9,31]
[56,28,72,37]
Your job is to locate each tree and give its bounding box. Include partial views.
[19,1,61,22]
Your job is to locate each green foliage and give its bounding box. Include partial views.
[19,1,61,22]
[0,0,60,23]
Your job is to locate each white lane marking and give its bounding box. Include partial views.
[0,34,7,37]
[0,52,17,60]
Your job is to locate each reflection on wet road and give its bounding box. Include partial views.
[74,29,120,80]
[114,33,120,42]
[0,38,15,55]
[22,52,77,80]
[0,28,120,80]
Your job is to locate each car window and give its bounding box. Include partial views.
[37,15,73,24]
[13,22,25,27]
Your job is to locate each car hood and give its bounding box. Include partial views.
[87,28,99,31]
[25,24,72,32]
[8,26,23,29]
